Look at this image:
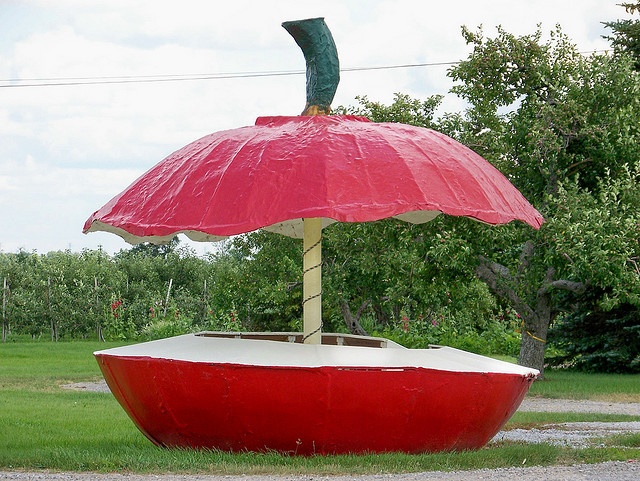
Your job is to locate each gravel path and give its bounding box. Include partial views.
[5,383,637,481]
[518,397,640,416]
[1,462,639,481]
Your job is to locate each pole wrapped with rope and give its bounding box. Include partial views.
[302,218,322,344]
[283,18,339,344]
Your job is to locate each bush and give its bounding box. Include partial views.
[373,308,521,356]
[140,316,194,341]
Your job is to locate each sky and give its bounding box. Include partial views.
[0,0,633,256]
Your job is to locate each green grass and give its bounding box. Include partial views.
[0,340,114,391]
[491,355,640,402]
[507,411,640,427]
[0,341,639,474]
[528,369,640,402]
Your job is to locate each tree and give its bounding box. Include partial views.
[604,2,640,70]
[545,164,640,372]
[218,231,303,331]
[124,236,181,258]
[621,1,640,12]
[550,293,640,373]
[112,239,215,338]
[338,93,443,128]
[446,25,640,375]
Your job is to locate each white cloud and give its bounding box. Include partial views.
[0,0,635,254]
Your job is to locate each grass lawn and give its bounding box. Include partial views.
[528,369,640,403]
[0,341,639,474]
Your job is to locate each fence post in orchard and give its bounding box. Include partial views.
[2,277,7,343]
[47,277,58,342]
[95,276,104,342]
[163,278,173,317]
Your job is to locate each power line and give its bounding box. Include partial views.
[0,50,609,89]
[0,69,306,88]
[0,61,461,88]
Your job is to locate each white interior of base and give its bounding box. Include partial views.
[95,332,538,376]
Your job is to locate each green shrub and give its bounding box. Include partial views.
[374,308,520,356]
[140,317,194,340]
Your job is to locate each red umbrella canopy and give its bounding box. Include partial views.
[84,114,543,243]
[84,18,544,344]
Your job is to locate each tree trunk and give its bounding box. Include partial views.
[340,299,370,336]
[202,279,208,320]
[518,327,548,377]
[517,268,554,378]
[517,311,551,378]
[476,249,585,380]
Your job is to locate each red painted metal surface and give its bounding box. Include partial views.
[84,115,543,244]
[96,350,534,454]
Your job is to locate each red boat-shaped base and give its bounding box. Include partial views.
[95,332,537,454]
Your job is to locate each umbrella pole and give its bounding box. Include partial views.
[302,218,322,344]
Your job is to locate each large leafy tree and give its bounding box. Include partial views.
[446,25,640,375]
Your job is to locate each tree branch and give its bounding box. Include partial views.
[354,299,372,320]
[476,257,536,321]
[536,266,586,296]
[517,240,535,281]
[549,279,587,294]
